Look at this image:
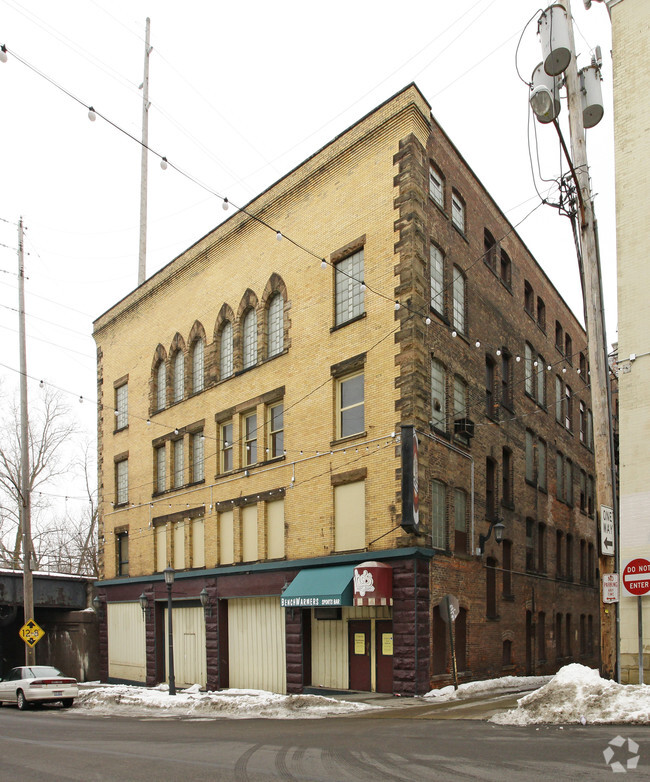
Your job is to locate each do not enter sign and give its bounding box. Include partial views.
[623,558,650,597]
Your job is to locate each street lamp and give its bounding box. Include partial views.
[478,519,505,556]
[199,587,212,619]
[138,592,150,621]
[163,567,176,696]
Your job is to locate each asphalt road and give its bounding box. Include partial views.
[0,705,648,781]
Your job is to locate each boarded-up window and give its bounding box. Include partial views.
[242,505,258,562]
[173,521,185,570]
[156,524,167,572]
[334,481,365,551]
[192,517,205,568]
[267,499,285,559]
[220,510,234,565]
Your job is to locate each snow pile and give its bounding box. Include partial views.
[491,664,650,725]
[423,674,550,702]
[76,683,377,720]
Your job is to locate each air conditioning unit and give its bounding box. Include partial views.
[454,418,475,438]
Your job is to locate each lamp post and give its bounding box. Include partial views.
[163,567,176,696]
[199,587,212,619]
[478,519,505,556]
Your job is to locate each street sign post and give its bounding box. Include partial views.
[600,505,615,557]
[602,573,619,604]
[19,618,44,648]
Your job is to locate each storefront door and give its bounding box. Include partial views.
[348,620,371,691]
[375,620,393,693]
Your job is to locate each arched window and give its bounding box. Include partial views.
[191,338,204,394]
[243,309,257,369]
[267,293,283,357]
[156,361,166,411]
[173,351,184,403]
[220,321,233,379]
[452,266,466,334]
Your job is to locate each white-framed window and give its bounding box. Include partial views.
[429,165,444,208]
[192,338,204,394]
[537,355,545,406]
[116,459,128,505]
[243,309,257,369]
[268,402,284,459]
[267,293,284,357]
[525,343,534,396]
[191,432,204,482]
[431,358,446,432]
[220,321,233,379]
[221,421,233,473]
[431,479,446,550]
[244,412,258,466]
[335,249,364,326]
[451,191,465,233]
[452,266,466,333]
[555,375,563,423]
[155,445,166,493]
[338,372,364,438]
[156,361,166,411]
[115,383,128,430]
[173,351,184,403]
[430,245,444,313]
[173,438,184,489]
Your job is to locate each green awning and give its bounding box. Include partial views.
[280,565,353,607]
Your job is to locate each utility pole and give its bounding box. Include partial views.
[18,217,35,665]
[562,0,617,678]
[138,17,151,286]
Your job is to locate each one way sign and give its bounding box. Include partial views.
[600,505,615,557]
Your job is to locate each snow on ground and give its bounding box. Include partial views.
[491,664,650,725]
[76,683,378,720]
[423,674,552,701]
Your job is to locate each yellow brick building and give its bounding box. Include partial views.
[94,83,599,694]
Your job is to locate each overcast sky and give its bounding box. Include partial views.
[0,0,616,510]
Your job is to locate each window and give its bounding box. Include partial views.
[502,539,513,597]
[486,557,497,619]
[156,361,166,411]
[502,447,513,506]
[503,639,512,667]
[338,372,364,438]
[268,403,284,459]
[454,488,467,553]
[451,191,465,233]
[536,355,545,406]
[484,229,497,271]
[243,309,257,369]
[116,531,129,576]
[580,539,587,583]
[566,534,574,580]
[555,376,563,423]
[524,281,534,314]
[155,523,167,572]
[191,431,204,482]
[431,479,446,550]
[588,615,594,656]
[500,249,511,287]
[537,522,546,572]
[556,531,564,578]
[220,321,233,379]
[267,293,284,357]
[525,343,534,396]
[155,445,166,494]
[556,451,564,501]
[115,383,128,430]
[565,385,573,431]
[116,459,128,505]
[173,351,184,403]
[335,249,364,326]
[579,400,586,443]
[431,358,446,432]
[587,475,594,516]
[556,614,563,660]
[244,412,258,466]
[579,352,587,378]
[538,612,546,662]
[192,339,204,394]
[526,518,535,571]
[192,517,205,568]
[501,352,512,409]
[485,457,496,521]
[430,245,444,314]
[242,504,258,562]
[173,438,184,489]
[485,356,496,419]
[565,614,572,657]
[537,297,546,330]
[538,438,547,490]
[173,518,185,570]
[452,266,466,333]
[565,459,573,505]
[334,480,365,551]
[453,375,467,422]
[580,614,586,656]
[587,409,593,449]
[565,333,572,364]
[580,470,587,512]
[526,430,535,483]
[267,499,285,560]
[221,421,233,473]
[429,164,444,207]
[588,543,595,586]
[555,321,564,353]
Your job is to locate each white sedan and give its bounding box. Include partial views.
[0,666,78,710]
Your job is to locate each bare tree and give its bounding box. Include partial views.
[0,386,78,569]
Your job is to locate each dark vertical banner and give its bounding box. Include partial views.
[401,425,419,532]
